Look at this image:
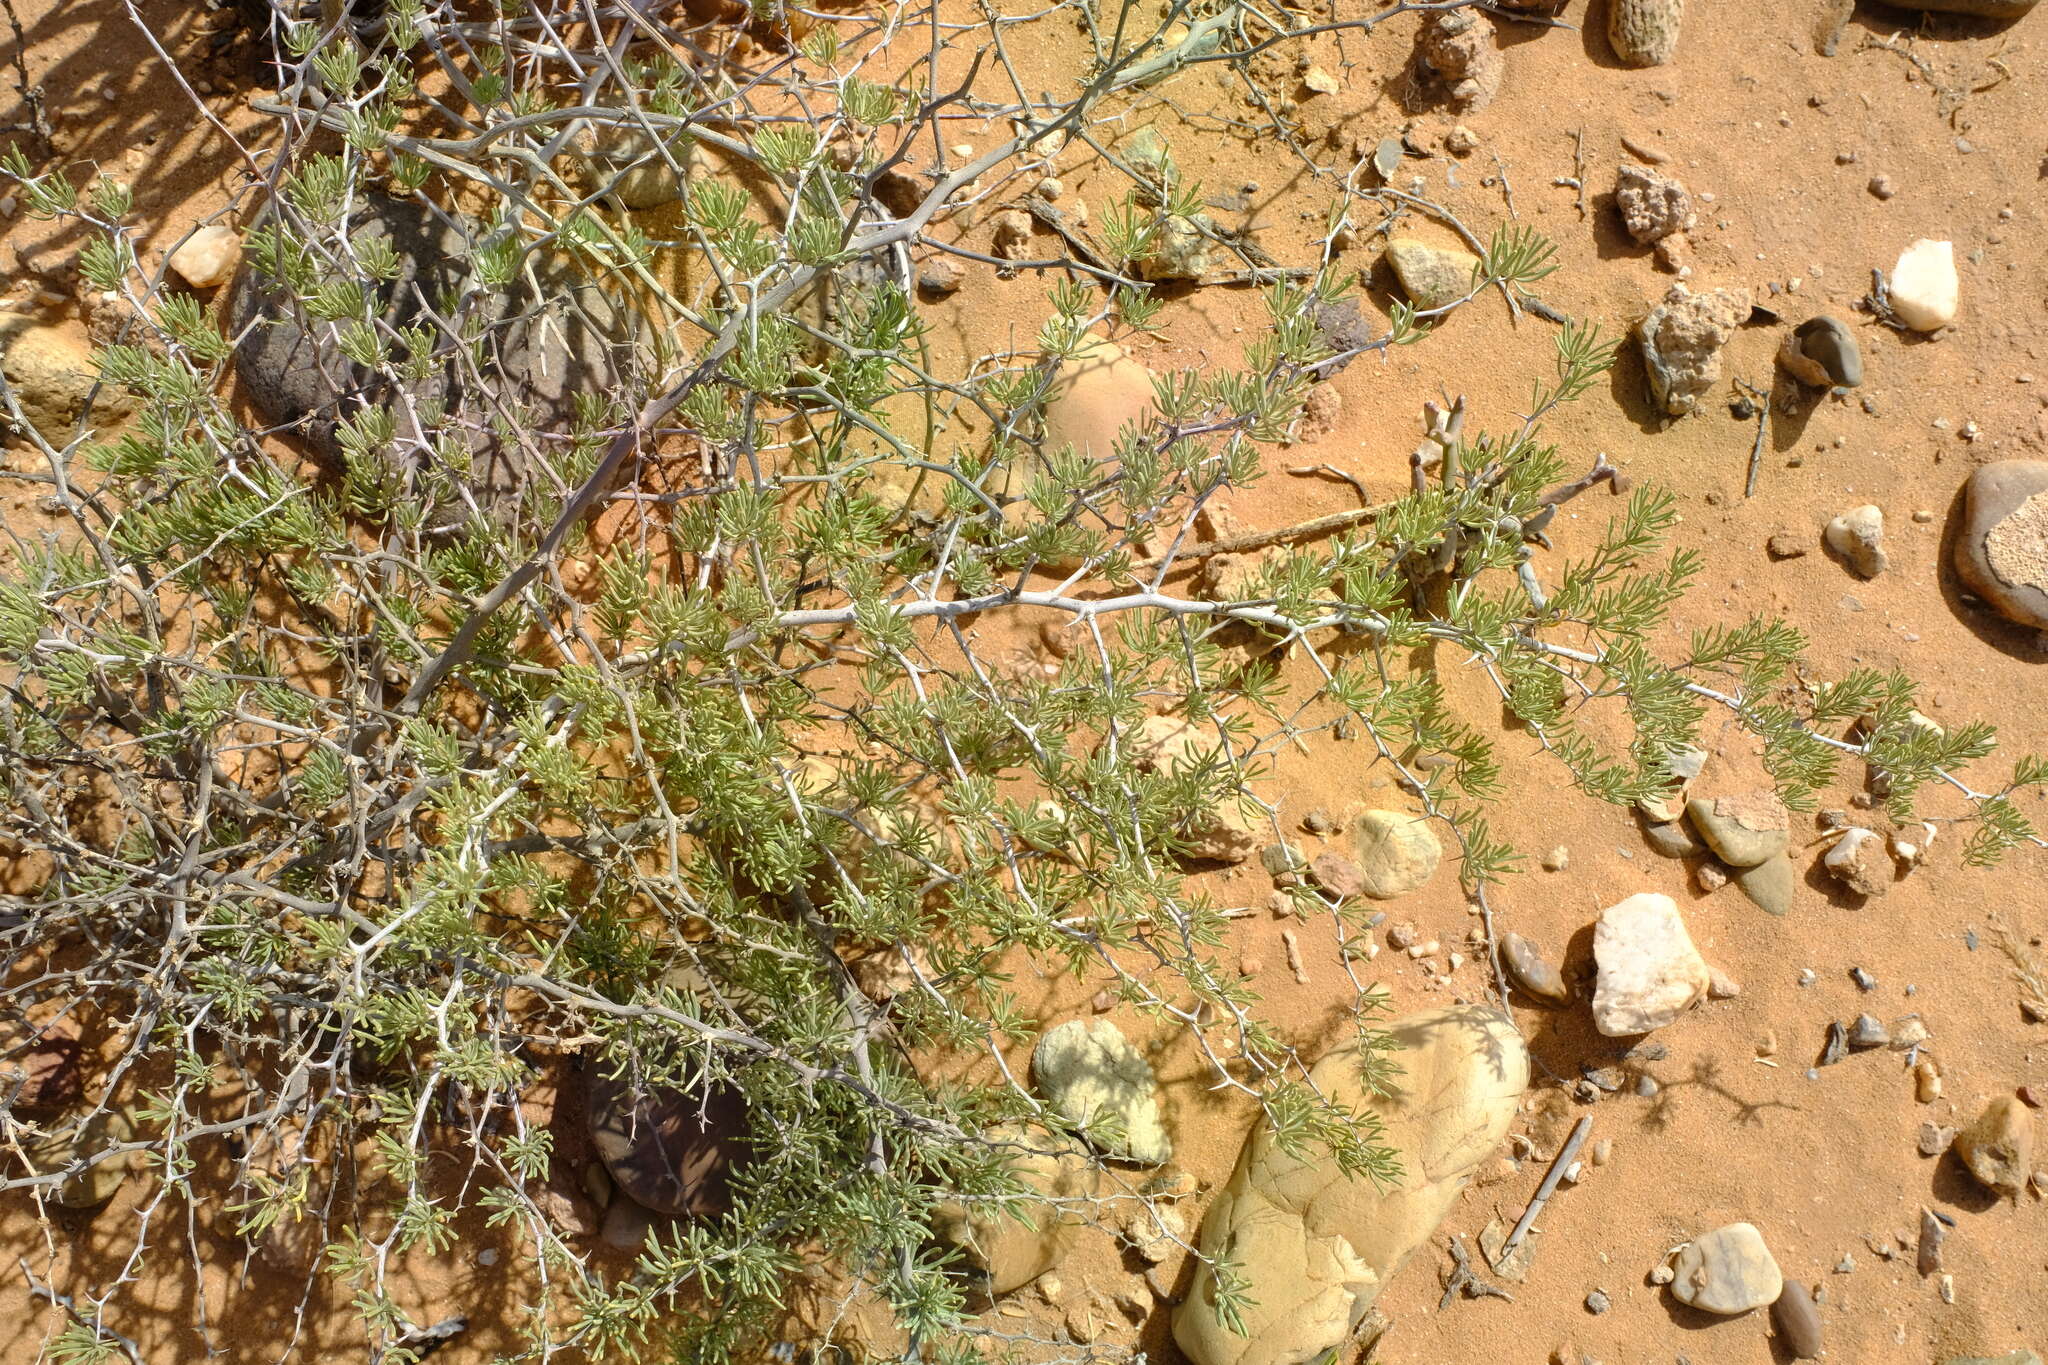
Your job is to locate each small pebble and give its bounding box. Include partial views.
[1649,1263,1675,1286]
[1850,966,1876,991]
[1868,175,1896,199]
[1848,1014,1888,1049]
[1591,1139,1613,1166]
[1542,845,1570,871]
[1771,1280,1824,1360]
[1585,1290,1611,1315]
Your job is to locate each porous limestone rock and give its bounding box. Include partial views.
[1639,284,1750,416]
[1591,893,1711,1036]
[28,1108,136,1209]
[1033,1019,1172,1166]
[1954,461,2048,630]
[1174,1006,1528,1365]
[1410,10,1503,111]
[1615,164,1693,245]
[1609,0,1684,65]
[1825,505,1888,578]
[1823,826,1889,897]
[0,319,135,443]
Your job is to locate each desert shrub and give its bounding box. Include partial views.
[0,3,2041,1363]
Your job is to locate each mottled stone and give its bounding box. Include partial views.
[1385,237,1483,311]
[1501,931,1570,1006]
[1733,852,1796,917]
[1349,810,1442,898]
[1033,1019,1171,1165]
[1686,792,1790,867]
[1175,1006,1527,1365]
[1670,1223,1782,1315]
[1953,1096,2034,1197]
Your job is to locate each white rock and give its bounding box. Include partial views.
[1823,826,1889,897]
[1824,504,1887,578]
[1889,239,1957,332]
[167,224,240,289]
[1590,893,1710,1037]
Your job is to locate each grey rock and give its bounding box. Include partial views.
[1033,1019,1171,1165]
[1733,852,1796,917]
[1848,1014,1888,1049]
[1686,792,1790,867]
[1501,931,1571,1006]
[1818,1021,1849,1067]
[1851,966,1877,991]
[1669,1223,1783,1315]
[1585,1289,1611,1315]
[229,192,631,505]
[1940,1354,2044,1365]
[1918,1206,1945,1275]
[599,1195,658,1250]
[1634,1073,1661,1098]
[1772,1280,1823,1359]
[1582,1065,1625,1092]
[1642,818,1703,859]
[1919,1121,1957,1156]
[1779,315,1863,388]
[1954,461,2048,630]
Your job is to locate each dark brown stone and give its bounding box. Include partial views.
[587,1065,748,1218]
